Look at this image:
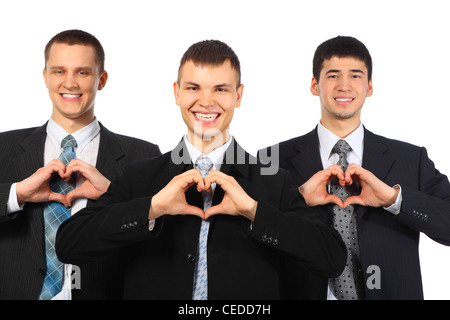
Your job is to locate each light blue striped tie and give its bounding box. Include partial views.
[192,156,213,300]
[39,135,77,300]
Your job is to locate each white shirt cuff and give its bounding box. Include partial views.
[384,185,402,215]
[148,219,156,231]
[6,183,24,214]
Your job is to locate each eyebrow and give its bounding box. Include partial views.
[182,81,234,88]
[48,66,94,71]
[214,83,233,89]
[325,69,365,74]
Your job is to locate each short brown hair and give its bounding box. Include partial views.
[44,29,105,74]
[177,40,241,88]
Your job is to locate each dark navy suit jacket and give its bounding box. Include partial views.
[259,127,450,299]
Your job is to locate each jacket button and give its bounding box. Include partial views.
[39,267,46,275]
[187,254,196,262]
[262,235,267,242]
[272,238,278,246]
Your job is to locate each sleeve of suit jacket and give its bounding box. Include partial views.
[56,162,156,265]
[249,169,347,278]
[395,147,450,245]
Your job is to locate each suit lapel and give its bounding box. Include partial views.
[15,125,47,179]
[356,128,396,219]
[214,139,251,206]
[288,127,324,183]
[362,128,395,182]
[169,139,203,209]
[95,123,126,179]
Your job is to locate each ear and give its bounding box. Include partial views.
[235,84,244,108]
[173,81,180,106]
[98,71,108,90]
[366,79,373,97]
[43,68,49,88]
[310,77,319,96]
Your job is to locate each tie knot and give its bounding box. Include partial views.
[195,156,213,178]
[332,139,351,155]
[61,135,77,149]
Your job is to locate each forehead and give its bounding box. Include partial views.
[46,43,97,67]
[321,56,368,73]
[179,60,239,85]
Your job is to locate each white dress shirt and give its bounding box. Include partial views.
[183,134,232,176]
[7,118,101,300]
[317,122,402,299]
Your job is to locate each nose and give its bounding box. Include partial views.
[198,89,214,107]
[63,73,79,91]
[336,76,351,92]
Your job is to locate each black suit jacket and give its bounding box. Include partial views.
[0,122,161,300]
[56,139,347,299]
[260,127,450,299]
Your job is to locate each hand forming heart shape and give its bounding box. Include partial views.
[299,164,399,209]
[16,159,110,208]
[148,169,258,222]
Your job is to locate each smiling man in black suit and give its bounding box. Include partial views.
[0,29,160,300]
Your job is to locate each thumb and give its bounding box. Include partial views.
[325,194,345,208]
[65,188,85,207]
[204,204,224,219]
[184,204,206,219]
[343,195,364,208]
[49,192,69,208]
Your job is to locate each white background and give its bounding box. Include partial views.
[1,0,449,299]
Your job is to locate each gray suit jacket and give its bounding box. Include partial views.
[0,122,161,300]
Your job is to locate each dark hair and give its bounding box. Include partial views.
[44,29,105,74]
[313,36,372,82]
[177,40,241,88]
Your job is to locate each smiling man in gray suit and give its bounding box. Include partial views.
[0,29,160,300]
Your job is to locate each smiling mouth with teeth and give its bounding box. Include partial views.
[194,112,220,122]
[335,98,354,102]
[61,93,82,99]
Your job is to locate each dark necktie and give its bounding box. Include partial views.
[330,139,364,300]
[192,156,213,300]
[39,135,77,300]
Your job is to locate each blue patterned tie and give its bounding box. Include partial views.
[192,156,213,300]
[39,135,77,300]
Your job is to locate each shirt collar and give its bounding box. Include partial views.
[46,118,101,152]
[183,135,233,172]
[317,122,364,160]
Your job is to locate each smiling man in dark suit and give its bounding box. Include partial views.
[0,29,160,300]
[55,39,347,300]
[259,36,450,300]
